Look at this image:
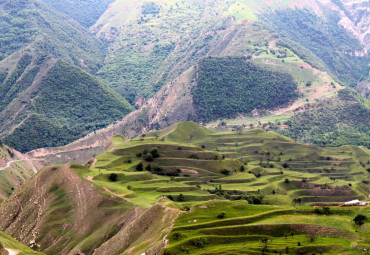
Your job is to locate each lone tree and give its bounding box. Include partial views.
[109,173,118,182]
[353,215,367,226]
[217,212,226,219]
[136,162,143,171]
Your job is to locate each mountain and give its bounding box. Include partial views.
[41,0,114,28]
[85,0,369,148]
[0,0,134,153]
[1,122,369,254]
[0,143,45,202]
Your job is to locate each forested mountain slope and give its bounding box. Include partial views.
[0,0,134,152]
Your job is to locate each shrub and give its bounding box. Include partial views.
[150,147,160,158]
[109,173,118,182]
[217,212,226,219]
[136,162,143,171]
[353,215,367,226]
[144,153,154,162]
[220,169,231,175]
[191,238,207,248]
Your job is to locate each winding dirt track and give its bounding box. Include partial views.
[0,159,42,171]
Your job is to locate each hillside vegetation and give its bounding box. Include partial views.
[193,57,298,121]
[42,0,114,27]
[1,122,369,254]
[3,61,134,152]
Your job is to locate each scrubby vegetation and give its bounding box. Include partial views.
[192,57,298,121]
[42,0,114,27]
[263,9,369,87]
[280,89,370,148]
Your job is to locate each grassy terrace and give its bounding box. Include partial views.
[68,122,369,253]
[164,201,369,255]
[71,122,369,207]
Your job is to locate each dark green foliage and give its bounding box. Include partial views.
[98,44,175,104]
[4,61,133,152]
[42,0,114,27]
[144,153,154,162]
[4,114,77,152]
[280,89,370,148]
[217,212,226,219]
[136,162,143,171]
[1,0,105,73]
[177,193,185,202]
[353,214,367,226]
[0,54,32,110]
[150,147,160,158]
[109,173,118,182]
[220,169,231,176]
[192,57,298,121]
[263,9,369,86]
[191,238,207,248]
[0,11,39,61]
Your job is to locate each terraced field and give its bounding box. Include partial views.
[74,122,369,209]
[163,201,370,254]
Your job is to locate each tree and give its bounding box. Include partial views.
[217,212,226,219]
[240,165,245,172]
[353,215,367,226]
[109,173,118,182]
[136,162,143,171]
[144,153,153,162]
[177,194,185,202]
[150,147,160,158]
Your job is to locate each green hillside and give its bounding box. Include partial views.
[3,61,134,152]
[0,231,45,255]
[192,57,298,121]
[42,0,114,27]
[1,122,369,254]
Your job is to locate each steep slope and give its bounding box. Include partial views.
[93,0,368,102]
[1,60,133,153]
[0,231,45,255]
[0,164,180,255]
[83,0,369,149]
[0,143,45,202]
[1,122,369,254]
[42,0,114,27]
[0,0,135,152]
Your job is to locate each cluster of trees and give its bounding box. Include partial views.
[192,57,298,121]
[263,9,368,87]
[98,44,174,104]
[280,90,370,148]
[4,61,133,152]
[0,54,34,111]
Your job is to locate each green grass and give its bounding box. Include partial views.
[0,231,45,255]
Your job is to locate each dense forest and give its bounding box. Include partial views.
[263,9,369,87]
[4,61,134,152]
[192,57,298,122]
[280,89,370,148]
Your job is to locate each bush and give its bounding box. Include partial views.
[150,147,160,158]
[109,173,118,182]
[136,162,143,171]
[191,238,207,248]
[353,215,367,226]
[144,153,154,162]
[220,169,231,175]
[217,212,226,219]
